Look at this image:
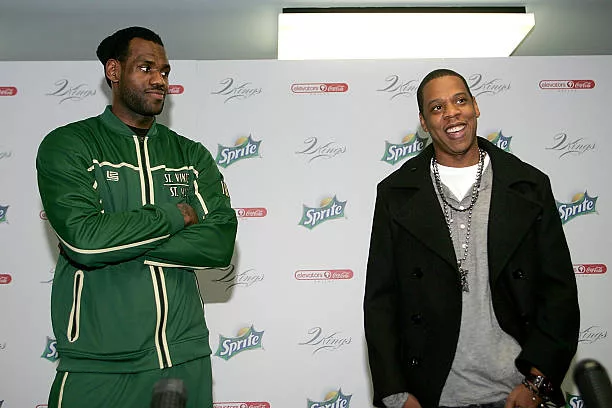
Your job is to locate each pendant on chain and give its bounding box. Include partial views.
[458,261,470,292]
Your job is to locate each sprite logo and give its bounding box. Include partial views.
[487,130,513,152]
[299,196,346,229]
[215,325,264,360]
[565,392,583,408]
[41,336,59,362]
[556,191,598,224]
[381,133,427,165]
[216,135,261,168]
[308,389,352,408]
[0,205,8,223]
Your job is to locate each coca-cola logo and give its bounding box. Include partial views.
[573,264,607,275]
[0,274,12,284]
[213,403,270,408]
[235,208,267,218]
[291,83,349,94]
[167,85,184,94]
[539,80,595,90]
[0,86,18,96]
[294,269,354,281]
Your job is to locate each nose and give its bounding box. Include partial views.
[150,70,167,87]
[443,103,460,118]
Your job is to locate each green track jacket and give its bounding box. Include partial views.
[36,106,237,373]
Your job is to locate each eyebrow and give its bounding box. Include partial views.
[135,57,171,70]
[426,92,469,107]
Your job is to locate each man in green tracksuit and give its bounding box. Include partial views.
[36,27,237,408]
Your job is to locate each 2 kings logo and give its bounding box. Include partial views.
[377,73,510,100]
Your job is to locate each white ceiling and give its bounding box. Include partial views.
[1,0,611,60]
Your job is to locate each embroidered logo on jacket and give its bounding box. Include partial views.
[106,170,119,182]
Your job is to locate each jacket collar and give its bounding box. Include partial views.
[385,137,544,280]
[99,105,159,138]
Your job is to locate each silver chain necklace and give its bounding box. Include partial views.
[431,148,486,292]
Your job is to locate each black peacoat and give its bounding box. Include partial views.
[364,137,579,408]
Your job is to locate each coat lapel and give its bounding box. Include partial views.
[387,146,457,270]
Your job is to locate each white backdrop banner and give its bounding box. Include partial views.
[0,56,609,408]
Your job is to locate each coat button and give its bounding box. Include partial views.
[412,267,423,278]
[512,269,525,279]
[411,313,423,324]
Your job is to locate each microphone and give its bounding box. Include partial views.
[573,359,612,408]
[151,378,188,408]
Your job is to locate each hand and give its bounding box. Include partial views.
[505,383,541,408]
[403,394,423,408]
[177,203,199,227]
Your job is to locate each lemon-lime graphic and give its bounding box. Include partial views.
[572,193,585,202]
[402,133,416,143]
[237,327,250,337]
[235,136,248,146]
[486,132,499,141]
[324,391,338,401]
[320,197,333,207]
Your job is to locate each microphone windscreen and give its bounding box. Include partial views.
[151,378,187,408]
[573,359,612,408]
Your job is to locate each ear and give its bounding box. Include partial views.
[473,97,480,118]
[105,59,121,85]
[419,112,429,133]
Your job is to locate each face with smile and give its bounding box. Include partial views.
[107,37,170,128]
[419,75,480,167]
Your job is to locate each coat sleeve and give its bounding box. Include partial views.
[144,142,237,269]
[36,127,185,269]
[364,186,408,407]
[515,174,580,387]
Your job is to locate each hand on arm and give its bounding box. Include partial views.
[144,143,237,269]
[177,203,198,227]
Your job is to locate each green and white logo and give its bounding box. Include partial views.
[556,191,598,224]
[216,135,261,168]
[41,336,59,362]
[299,196,346,229]
[215,325,264,360]
[381,133,427,165]
[308,389,352,408]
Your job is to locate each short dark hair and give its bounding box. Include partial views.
[416,69,472,114]
[96,26,164,88]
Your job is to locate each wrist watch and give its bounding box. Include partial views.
[526,373,555,397]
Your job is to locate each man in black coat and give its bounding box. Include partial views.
[364,69,579,408]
